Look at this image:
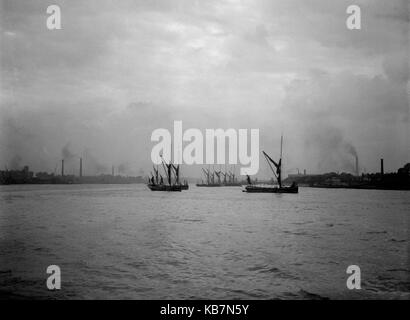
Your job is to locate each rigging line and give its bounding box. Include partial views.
[264,153,278,180]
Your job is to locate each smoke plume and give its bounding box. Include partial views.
[61,143,76,160]
[305,126,359,174]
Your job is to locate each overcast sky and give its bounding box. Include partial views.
[0,0,408,177]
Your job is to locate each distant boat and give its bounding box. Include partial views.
[196,167,242,187]
[147,159,189,192]
[244,135,298,194]
[244,183,298,193]
[148,184,183,192]
[196,183,222,187]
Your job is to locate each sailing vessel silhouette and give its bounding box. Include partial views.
[147,156,189,192]
[244,135,298,193]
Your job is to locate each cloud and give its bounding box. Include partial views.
[0,0,408,176]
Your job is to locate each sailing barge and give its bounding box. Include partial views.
[196,167,242,187]
[244,136,298,194]
[147,158,189,192]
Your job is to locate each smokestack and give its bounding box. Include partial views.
[355,155,359,176]
[112,165,114,176]
[79,158,83,178]
[61,159,64,176]
[304,169,306,176]
[381,158,384,175]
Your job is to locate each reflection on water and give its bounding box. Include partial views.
[0,184,409,299]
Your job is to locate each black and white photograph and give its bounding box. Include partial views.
[0,0,409,306]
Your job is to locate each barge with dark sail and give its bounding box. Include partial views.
[147,158,188,192]
[196,166,242,187]
[244,135,298,194]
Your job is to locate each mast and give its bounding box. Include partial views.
[153,165,159,184]
[172,164,180,185]
[160,156,172,186]
[215,171,221,184]
[160,161,168,184]
[279,134,283,187]
[280,134,283,160]
[202,168,210,184]
[171,139,173,164]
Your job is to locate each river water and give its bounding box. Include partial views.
[0,184,409,299]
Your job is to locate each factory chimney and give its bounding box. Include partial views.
[304,169,306,176]
[79,158,83,178]
[355,155,359,176]
[61,159,64,176]
[112,165,114,176]
[380,158,384,176]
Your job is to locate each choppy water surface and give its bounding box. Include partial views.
[0,184,409,299]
